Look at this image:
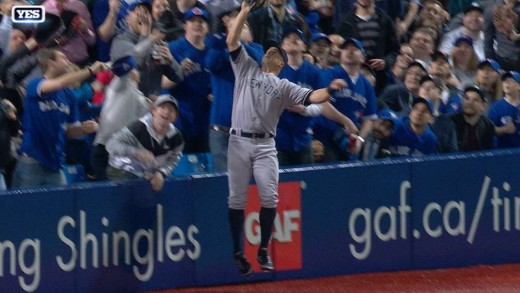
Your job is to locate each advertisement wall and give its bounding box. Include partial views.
[2,150,520,292]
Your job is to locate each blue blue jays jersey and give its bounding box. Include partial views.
[276,60,323,151]
[169,37,212,138]
[20,78,80,171]
[487,98,520,148]
[314,65,377,146]
[205,34,263,128]
[384,117,437,157]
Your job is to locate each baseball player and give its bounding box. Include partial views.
[226,1,348,276]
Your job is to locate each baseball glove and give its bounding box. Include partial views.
[244,0,267,12]
[34,13,65,44]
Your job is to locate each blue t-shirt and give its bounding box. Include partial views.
[385,117,437,157]
[20,78,80,171]
[487,98,520,148]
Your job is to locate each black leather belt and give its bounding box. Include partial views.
[211,124,230,133]
[231,129,273,139]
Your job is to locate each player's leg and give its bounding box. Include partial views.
[227,135,253,275]
[252,138,278,271]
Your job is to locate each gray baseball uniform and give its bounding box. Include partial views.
[227,46,312,210]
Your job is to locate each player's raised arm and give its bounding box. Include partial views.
[307,79,348,104]
[226,1,251,52]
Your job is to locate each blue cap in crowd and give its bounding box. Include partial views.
[282,26,304,41]
[111,55,137,76]
[341,38,365,55]
[184,7,209,22]
[502,71,520,83]
[454,35,473,47]
[127,0,152,12]
[412,97,434,114]
[309,32,331,44]
[463,2,483,14]
[378,108,399,124]
[478,59,501,74]
[263,39,288,64]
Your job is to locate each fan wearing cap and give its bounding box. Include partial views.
[384,97,437,157]
[91,56,151,181]
[418,74,462,116]
[487,71,520,148]
[205,7,263,172]
[450,85,495,152]
[314,37,377,162]
[166,7,211,153]
[307,32,332,68]
[450,36,480,87]
[467,58,503,103]
[106,94,184,192]
[277,27,358,166]
[439,2,485,61]
[11,50,107,188]
[225,1,347,276]
[360,108,399,160]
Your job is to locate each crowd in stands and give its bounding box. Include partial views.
[1,0,520,190]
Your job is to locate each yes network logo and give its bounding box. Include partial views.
[12,6,45,23]
[244,181,302,272]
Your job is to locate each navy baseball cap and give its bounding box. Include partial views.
[463,2,483,14]
[154,94,180,112]
[111,55,137,76]
[412,97,434,114]
[282,26,304,41]
[184,7,210,22]
[478,58,501,73]
[309,32,331,44]
[407,60,428,73]
[264,40,288,64]
[378,108,399,124]
[431,50,449,63]
[464,85,486,102]
[127,0,152,12]
[341,38,366,55]
[420,75,443,90]
[454,35,473,47]
[502,71,520,83]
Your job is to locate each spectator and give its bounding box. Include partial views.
[247,0,310,45]
[384,97,437,157]
[380,61,428,116]
[419,74,461,117]
[167,7,212,153]
[91,56,151,181]
[409,27,437,66]
[12,50,106,188]
[428,51,462,98]
[360,108,398,160]
[383,43,414,90]
[335,0,400,95]
[451,85,495,152]
[307,32,332,68]
[450,36,480,87]
[106,94,184,191]
[471,58,503,103]
[327,33,344,67]
[440,2,485,61]
[487,71,520,148]
[484,0,520,71]
[92,0,122,61]
[0,98,19,190]
[412,0,449,35]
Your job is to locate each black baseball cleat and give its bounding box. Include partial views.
[233,252,253,276]
[257,248,274,271]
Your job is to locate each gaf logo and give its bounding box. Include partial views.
[12,6,45,23]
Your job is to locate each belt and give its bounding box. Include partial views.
[211,124,230,133]
[230,129,273,139]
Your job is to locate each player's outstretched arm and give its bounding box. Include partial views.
[307,78,347,104]
[226,1,251,52]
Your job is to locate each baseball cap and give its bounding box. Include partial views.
[412,97,434,114]
[341,38,366,55]
[407,60,428,73]
[420,75,443,90]
[309,32,332,44]
[184,7,210,22]
[453,35,474,47]
[478,58,501,73]
[431,50,449,63]
[263,39,288,64]
[502,71,520,83]
[463,85,486,102]
[127,0,152,13]
[378,108,399,124]
[463,2,483,14]
[282,26,304,41]
[111,55,137,76]
[154,94,180,112]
